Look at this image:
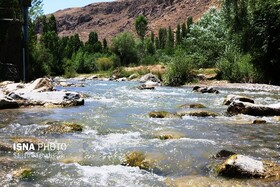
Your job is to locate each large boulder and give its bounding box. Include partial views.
[215,154,280,180]
[224,95,254,105]
[139,73,161,83]
[215,154,265,178]
[27,78,53,92]
[227,101,280,116]
[0,94,19,109]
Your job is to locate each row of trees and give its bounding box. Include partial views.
[2,0,279,85]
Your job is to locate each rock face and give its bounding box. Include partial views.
[50,0,219,42]
[227,101,280,116]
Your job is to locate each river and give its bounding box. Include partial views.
[0,80,279,186]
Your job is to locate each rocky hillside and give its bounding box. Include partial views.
[53,0,219,42]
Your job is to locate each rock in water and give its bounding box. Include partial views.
[227,101,280,116]
[177,110,218,117]
[0,95,19,109]
[139,73,160,83]
[148,111,181,119]
[224,94,254,105]
[216,154,264,178]
[215,150,236,158]
[193,86,219,94]
[44,122,83,134]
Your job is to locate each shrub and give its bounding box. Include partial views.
[216,46,259,83]
[95,57,114,71]
[164,54,195,86]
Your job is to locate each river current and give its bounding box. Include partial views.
[0,80,279,186]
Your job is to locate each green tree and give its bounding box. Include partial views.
[181,22,187,39]
[187,16,193,33]
[110,32,138,66]
[102,38,108,52]
[158,28,167,49]
[135,15,148,43]
[85,31,102,53]
[167,26,174,49]
[176,24,182,46]
[222,0,280,84]
[146,39,156,55]
[150,31,155,44]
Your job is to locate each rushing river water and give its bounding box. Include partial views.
[0,80,280,186]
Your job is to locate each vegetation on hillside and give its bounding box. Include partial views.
[1,0,279,85]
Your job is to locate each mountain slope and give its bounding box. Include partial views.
[53,0,219,42]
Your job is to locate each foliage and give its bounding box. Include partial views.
[158,28,167,49]
[222,0,280,84]
[216,45,258,83]
[182,8,228,68]
[95,57,114,71]
[176,24,181,46]
[110,32,138,66]
[135,15,148,42]
[29,44,52,79]
[164,52,195,86]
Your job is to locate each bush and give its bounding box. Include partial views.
[95,57,114,71]
[164,54,195,86]
[216,46,259,83]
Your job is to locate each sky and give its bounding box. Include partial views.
[43,0,114,14]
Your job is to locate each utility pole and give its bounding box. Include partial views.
[18,0,31,82]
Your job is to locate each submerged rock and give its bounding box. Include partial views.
[179,103,206,109]
[137,84,155,90]
[227,101,280,116]
[154,131,185,140]
[0,141,13,152]
[44,122,83,134]
[224,94,255,105]
[215,150,236,158]
[177,110,218,117]
[122,151,149,170]
[149,111,181,119]
[121,151,160,171]
[12,168,34,180]
[253,119,267,124]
